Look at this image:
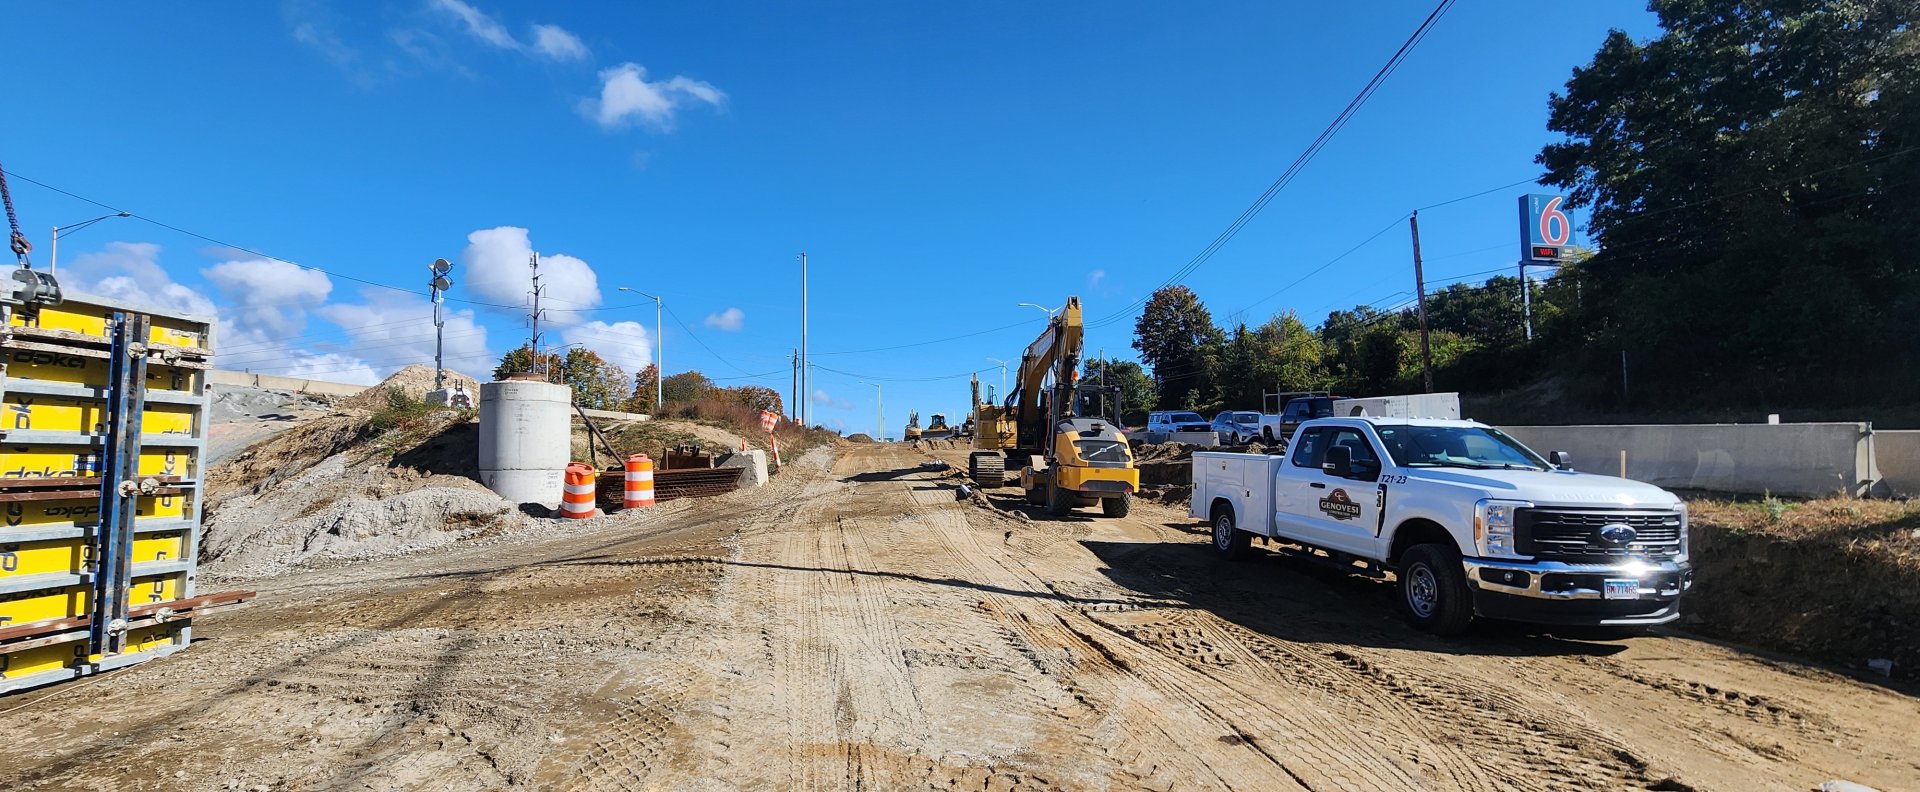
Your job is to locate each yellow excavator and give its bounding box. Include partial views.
[968,297,1138,517]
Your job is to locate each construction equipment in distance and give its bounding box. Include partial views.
[905,411,955,445]
[968,297,1138,517]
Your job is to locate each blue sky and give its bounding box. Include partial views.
[2,1,1657,434]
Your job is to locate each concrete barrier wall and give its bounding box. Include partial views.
[1875,430,1920,498]
[577,407,651,423]
[209,370,371,397]
[1500,423,1875,498]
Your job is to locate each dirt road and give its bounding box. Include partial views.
[3,444,1915,791]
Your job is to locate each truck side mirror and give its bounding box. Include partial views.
[1549,450,1574,471]
[1323,445,1354,478]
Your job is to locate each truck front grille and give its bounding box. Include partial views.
[1516,508,1683,562]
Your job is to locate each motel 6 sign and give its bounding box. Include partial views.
[1518,194,1572,262]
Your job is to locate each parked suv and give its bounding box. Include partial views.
[1210,411,1264,444]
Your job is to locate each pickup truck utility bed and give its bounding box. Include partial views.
[1191,417,1693,634]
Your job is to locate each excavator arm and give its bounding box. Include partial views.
[1011,298,1082,445]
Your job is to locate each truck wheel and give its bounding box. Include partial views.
[1262,427,1275,444]
[1211,507,1251,560]
[1398,544,1473,636]
[1046,480,1075,516]
[1101,493,1132,518]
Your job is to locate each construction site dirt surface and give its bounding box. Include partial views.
[3,443,1915,791]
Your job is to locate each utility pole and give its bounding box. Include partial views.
[527,253,546,377]
[798,251,809,428]
[1521,261,1534,341]
[1408,211,1434,393]
[789,349,799,421]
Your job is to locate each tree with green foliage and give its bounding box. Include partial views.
[625,363,660,415]
[1539,0,1920,404]
[493,345,561,381]
[661,371,714,405]
[1082,357,1155,426]
[558,348,629,410]
[491,345,629,408]
[721,384,784,415]
[1132,286,1226,409]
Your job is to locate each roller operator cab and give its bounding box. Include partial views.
[1190,417,1693,634]
[1015,384,1138,517]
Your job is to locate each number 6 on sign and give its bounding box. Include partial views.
[1520,193,1573,261]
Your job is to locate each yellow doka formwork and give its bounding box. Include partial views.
[0,290,249,695]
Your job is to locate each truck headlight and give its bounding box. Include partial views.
[1674,502,1689,561]
[1473,499,1532,560]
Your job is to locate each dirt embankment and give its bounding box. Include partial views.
[1685,497,1920,679]
[201,410,526,579]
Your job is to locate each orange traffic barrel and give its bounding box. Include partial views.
[624,454,656,508]
[561,462,598,519]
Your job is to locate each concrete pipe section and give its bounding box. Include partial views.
[479,379,572,508]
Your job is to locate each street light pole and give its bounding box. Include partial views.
[1017,302,1061,317]
[50,212,131,276]
[799,251,809,428]
[616,287,665,410]
[861,380,882,440]
[986,357,1008,399]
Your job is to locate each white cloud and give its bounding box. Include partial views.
[1089,269,1106,289]
[584,63,726,131]
[811,389,853,410]
[63,242,218,318]
[704,307,744,332]
[458,226,602,323]
[204,258,334,337]
[560,320,651,373]
[429,0,517,50]
[531,24,589,61]
[428,0,588,63]
[58,241,388,382]
[316,290,494,381]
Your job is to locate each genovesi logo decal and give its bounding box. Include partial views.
[1319,488,1362,520]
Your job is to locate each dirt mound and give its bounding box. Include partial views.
[847,433,876,443]
[1130,441,1198,462]
[341,364,480,411]
[202,411,529,578]
[1685,498,1920,679]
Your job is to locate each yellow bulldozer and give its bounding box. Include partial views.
[968,297,1139,517]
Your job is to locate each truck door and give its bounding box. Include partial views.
[1273,425,1380,556]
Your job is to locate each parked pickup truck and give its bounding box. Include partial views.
[1191,417,1692,634]
[1145,411,1220,445]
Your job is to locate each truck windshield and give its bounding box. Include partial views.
[1373,425,1548,471]
[1169,412,1204,423]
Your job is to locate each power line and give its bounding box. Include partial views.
[810,317,1042,356]
[663,304,749,374]
[1086,0,1458,329]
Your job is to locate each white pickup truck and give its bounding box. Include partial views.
[1191,417,1693,634]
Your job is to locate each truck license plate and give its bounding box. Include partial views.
[1603,579,1640,600]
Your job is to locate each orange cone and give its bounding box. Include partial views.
[561,462,598,519]
[623,454,656,508]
